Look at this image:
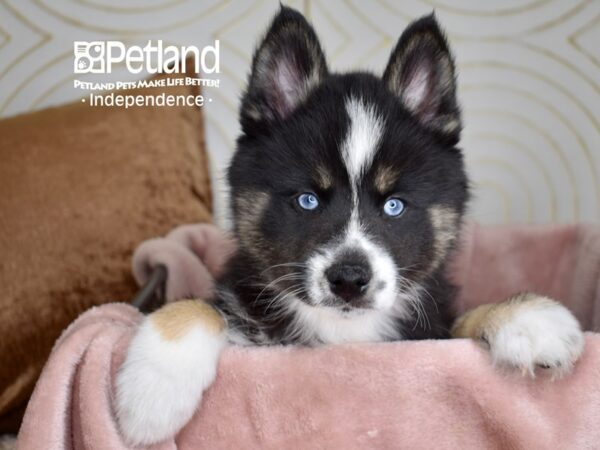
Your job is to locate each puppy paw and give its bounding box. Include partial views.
[486,294,584,378]
[115,300,226,446]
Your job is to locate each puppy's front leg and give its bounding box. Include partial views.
[115,300,227,446]
[451,293,584,377]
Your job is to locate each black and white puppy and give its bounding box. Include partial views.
[116,7,584,446]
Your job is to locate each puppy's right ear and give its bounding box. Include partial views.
[240,6,327,133]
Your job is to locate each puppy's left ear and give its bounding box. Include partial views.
[240,6,328,133]
[383,14,461,143]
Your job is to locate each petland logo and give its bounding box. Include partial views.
[74,40,220,75]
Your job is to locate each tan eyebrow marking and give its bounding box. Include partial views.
[374,166,399,193]
[315,165,333,189]
[235,190,270,259]
[428,205,459,271]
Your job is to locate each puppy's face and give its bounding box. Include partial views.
[229,8,468,320]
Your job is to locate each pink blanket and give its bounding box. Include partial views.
[17,223,600,449]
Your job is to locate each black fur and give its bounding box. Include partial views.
[213,7,469,345]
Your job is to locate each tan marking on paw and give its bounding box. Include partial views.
[374,166,399,193]
[152,300,225,340]
[453,293,584,377]
[451,303,495,339]
[452,293,547,339]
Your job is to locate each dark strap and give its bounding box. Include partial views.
[131,265,168,314]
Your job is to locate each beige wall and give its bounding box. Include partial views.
[1,0,599,226]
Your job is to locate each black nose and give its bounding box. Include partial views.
[325,263,372,302]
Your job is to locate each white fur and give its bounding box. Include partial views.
[306,248,335,303]
[342,96,384,185]
[115,316,226,446]
[289,298,398,344]
[488,297,584,377]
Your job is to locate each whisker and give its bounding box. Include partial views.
[263,285,297,311]
[252,273,305,305]
[397,264,438,285]
[259,262,307,275]
[235,262,307,288]
[396,276,431,330]
[263,284,306,315]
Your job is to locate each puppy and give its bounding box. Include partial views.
[115,7,584,446]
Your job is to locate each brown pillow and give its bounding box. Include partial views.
[0,68,212,432]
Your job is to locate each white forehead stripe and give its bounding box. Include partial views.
[342,96,385,184]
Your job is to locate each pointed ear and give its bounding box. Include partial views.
[383,14,461,142]
[240,6,327,132]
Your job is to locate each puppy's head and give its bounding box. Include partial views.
[229,7,468,320]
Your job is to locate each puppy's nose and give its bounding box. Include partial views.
[326,263,371,302]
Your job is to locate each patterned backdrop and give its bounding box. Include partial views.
[1,0,599,227]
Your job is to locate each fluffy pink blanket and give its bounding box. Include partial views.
[17,223,600,449]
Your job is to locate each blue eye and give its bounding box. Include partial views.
[383,198,405,217]
[297,193,319,210]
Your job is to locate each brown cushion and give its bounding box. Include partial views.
[0,68,212,432]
